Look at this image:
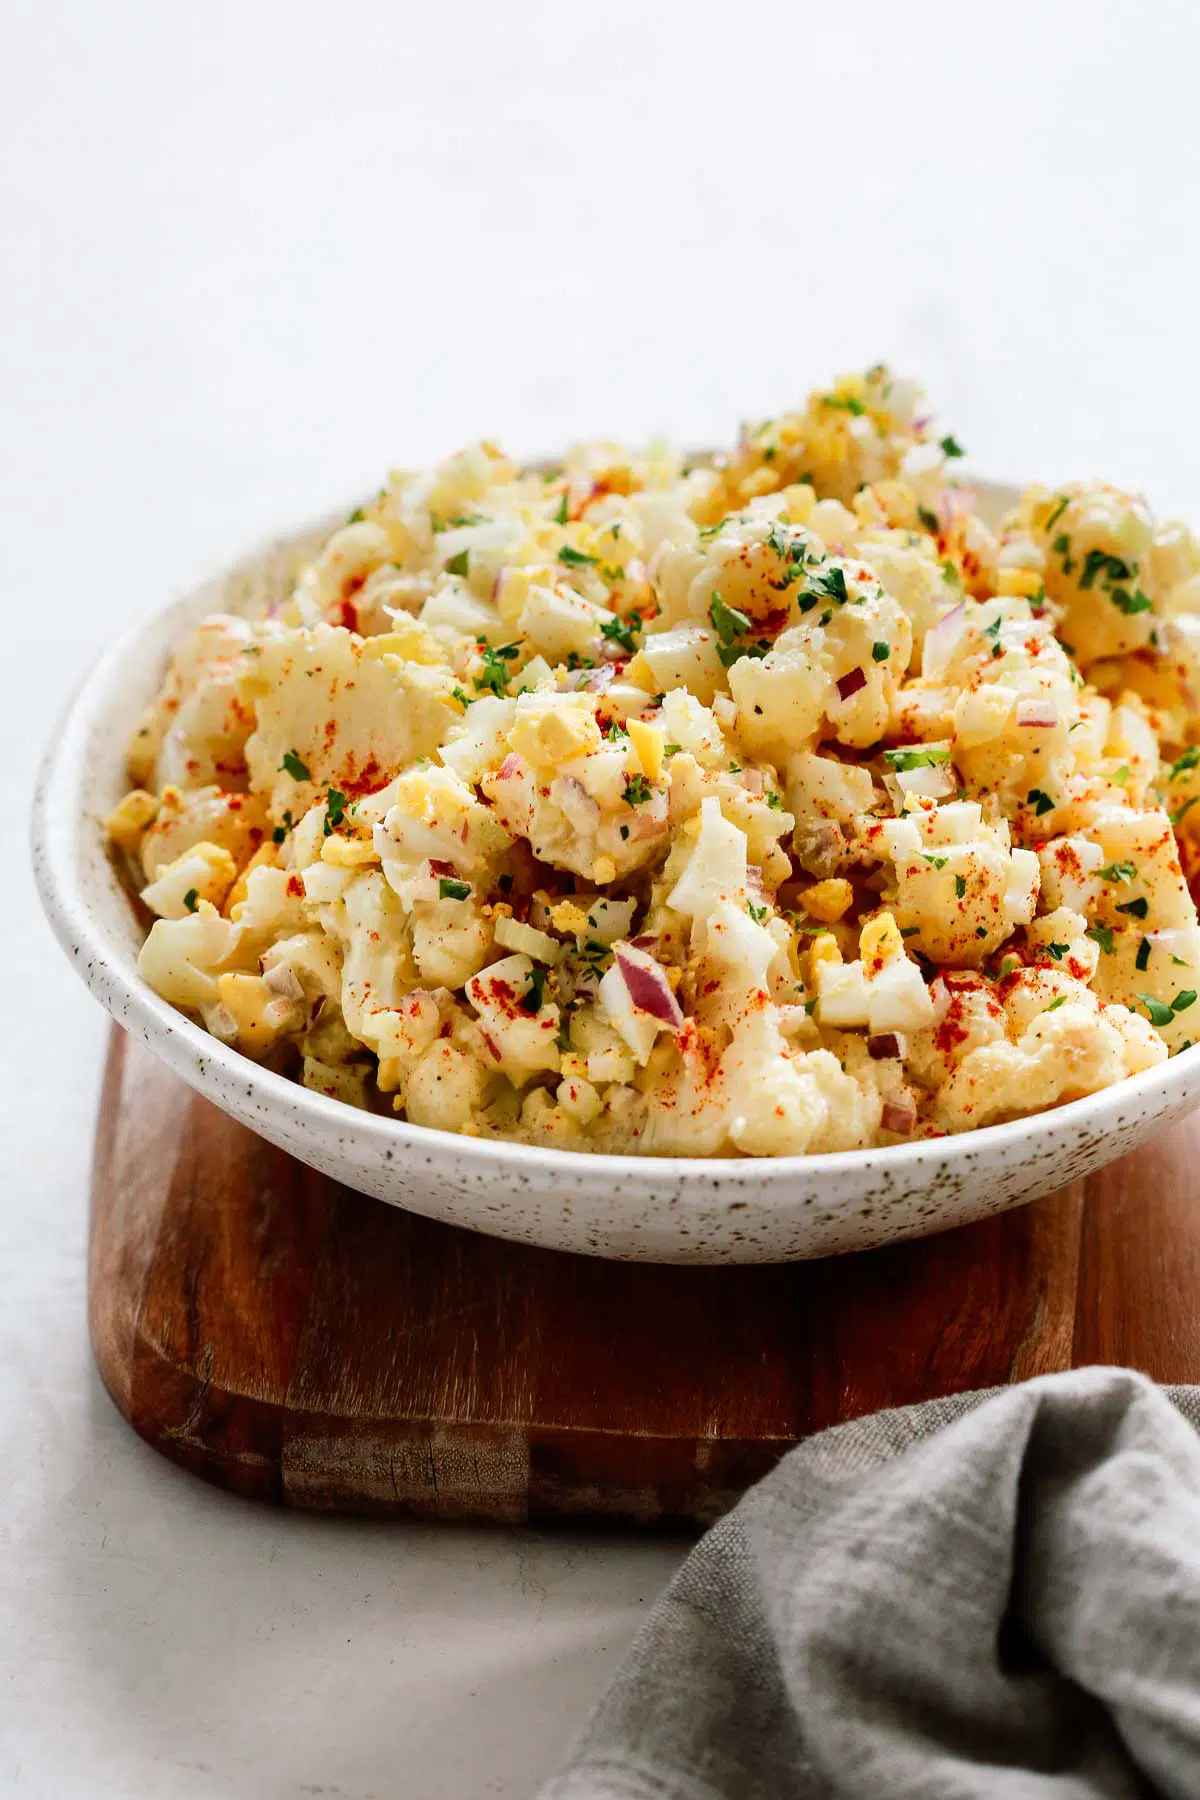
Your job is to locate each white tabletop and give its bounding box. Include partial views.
[5,2,1200,1793]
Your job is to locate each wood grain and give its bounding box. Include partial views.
[90,1026,1200,1527]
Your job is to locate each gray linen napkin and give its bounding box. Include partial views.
[539,1368,1200,1800]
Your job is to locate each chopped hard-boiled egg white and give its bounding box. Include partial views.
[111,366,1200,1154]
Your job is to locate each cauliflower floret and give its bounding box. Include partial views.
[936,969,1165,1131]
[139,784,268,881]
[137,903,238,1009]
[129,612,263,790]
[1088,923,1200,1051]
[245,625,458,817]
[728,566,912,759]
[1021,483,1157,665]
[655,689,728,768]
[852,534,958,663]
[722,1017,881,1156]
[787,751,877,823]
[881,801,1040,965]
[293,520,394,624]
[404,1039,489,1132]
[1038,806,1196,932]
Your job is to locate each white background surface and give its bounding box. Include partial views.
[4,2,1200,1794]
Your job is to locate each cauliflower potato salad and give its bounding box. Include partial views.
[109,366,1200,1157]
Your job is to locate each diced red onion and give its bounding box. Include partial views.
[1016,697,1059,728]
[615,947,684,1027]
[922,602,967,678]
[600,639,627,663]
[584,664,618,692]
[497,753,522,780]
[554,775,601,834]
[836,666,868,701]
[881,1096,917,1135]
[742,767,764,795]
[630,934,659,950]
[262,961,304,1002]
[868,1032,907,1061]
[426,857,457,878]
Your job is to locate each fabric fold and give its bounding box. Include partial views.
[540,1369,1200,1800]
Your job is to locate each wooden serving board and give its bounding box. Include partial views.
[91,1026,1200,1527]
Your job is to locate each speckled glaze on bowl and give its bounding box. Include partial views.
[32,485,1200,1263]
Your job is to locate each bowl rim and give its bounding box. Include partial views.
[31,500,1200,1191]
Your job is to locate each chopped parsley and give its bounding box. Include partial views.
[1117,897,1149,919]
[917,506,940,534]
[1045,495,1071,533]
[271,809,295,846]
[1170,745,1200,778]
[553,494,569,525]
[1087,924,1116,955]
[709,590,752,644]
[601,611,642,655]
[1136,936,1152,972]
[558,544,598,568]
[445,548,470,578]
[955,875,967,899]
[872,641,890,662]
[1079,549,1131,590]
[438,877,471,901]
[521,966,549,1013]
[923,854,949,870]
[1111,587,1152,615]
[346,507,366,524]
[884,746,951,770]
[1027,789,1055,816]
[1097,860,1137,883]
[1044,995,1068,1013]
[1052,533,1070,555]
[473,643,522,697]
[183,888,199,913]
[1045,942,1070,961]
[1172,798,1198,826]
[323,788,347,836]
[939,434,965,459]
[746,901,768,923]
[451,684,473,710]
[623,774,653,806]
[822,393,866,415]
[280,749,311,782]
[1139,990,1197,1026]
[766,792,783,810]
[806,565,848,607]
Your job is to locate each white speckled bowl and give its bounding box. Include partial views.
[32,487,1200,1263]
